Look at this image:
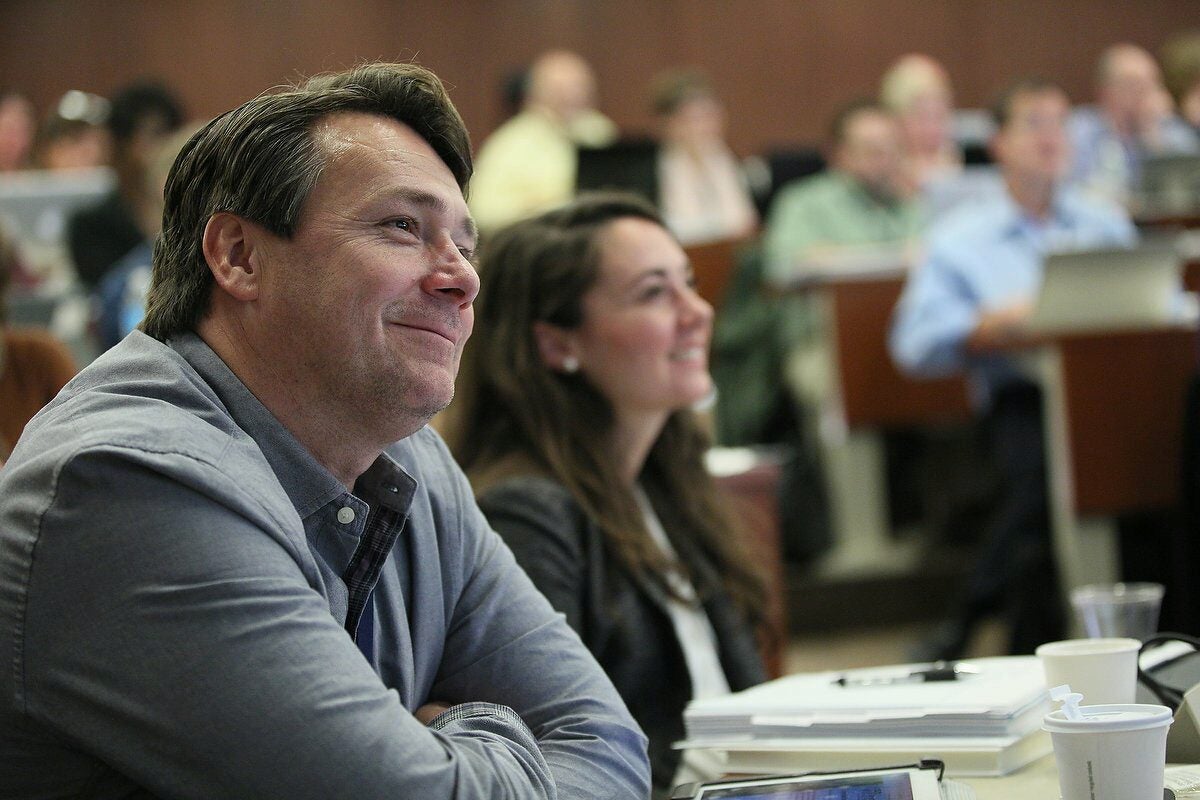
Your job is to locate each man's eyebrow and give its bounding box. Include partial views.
[377,187,478,243]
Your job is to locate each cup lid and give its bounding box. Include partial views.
[1044,703,1173,733]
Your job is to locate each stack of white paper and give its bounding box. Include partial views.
[679,656,1053,776]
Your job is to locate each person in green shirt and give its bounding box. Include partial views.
[712,101,928,564]
[763,100,923,285]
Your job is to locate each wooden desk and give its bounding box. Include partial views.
[685,237,750,311]
[807,267,1199,593]
[800,270,973,574]
[1032,327,1198,594]
[826,275,970,430]
[714,459,787,678]
[1185,258,1200,295]
[1136,211,1200,231]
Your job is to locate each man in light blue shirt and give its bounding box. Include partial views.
[890,77,1136,659]
[0,63,649,799]
[1069,43,1199,204]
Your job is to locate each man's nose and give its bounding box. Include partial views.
[423,238,480,307]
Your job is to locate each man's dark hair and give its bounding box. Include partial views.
[828,98,890,147]
[141,62,472,341]
[991,76,1067,129]
[649,69,714,116]
[107,82,184,144]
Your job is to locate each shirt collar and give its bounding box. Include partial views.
[168,332,400,519]
[997,184,1085,239]
[832,170,904,210]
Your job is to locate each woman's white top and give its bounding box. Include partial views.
[634,486,731,787]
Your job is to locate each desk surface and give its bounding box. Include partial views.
[963,755,1059,798]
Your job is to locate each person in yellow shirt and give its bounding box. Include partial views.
[470,50,616,233]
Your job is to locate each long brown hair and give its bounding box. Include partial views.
[447,192,764,621]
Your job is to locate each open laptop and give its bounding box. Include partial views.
[0,167,114,248]
[575,138,660,205]
[1027,245,1185,334]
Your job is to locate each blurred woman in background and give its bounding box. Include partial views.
[652,69,758,245]
[0,90,36,172]
[446,192,766,797]
[30,90,111,171]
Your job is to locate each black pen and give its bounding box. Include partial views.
[833,662,980,688]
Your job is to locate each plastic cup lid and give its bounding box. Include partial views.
[1044,703,1173,733]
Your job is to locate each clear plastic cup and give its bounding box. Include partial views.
[1070,582,1164,640]
[1044,703,1172,800]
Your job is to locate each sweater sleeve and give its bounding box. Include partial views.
[476,478,589,635]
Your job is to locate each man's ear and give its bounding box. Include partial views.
[532,320,580,372]
[202,212,263,302]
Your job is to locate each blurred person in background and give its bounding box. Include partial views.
[1069,43,1198,203]
[880,53,963,194]
[29,90,111,171]
[67,81,183,289]
[0,90,36,172]
[470,50,617,232]
[763,100,921,282]
[447,193,766,798]
[500,65,530,122]
[756,100,930,570]
[1161,31,1200,132]
[0,223,76,463]
[93,125,198,351]
[651,69,758,246]
[891,77,1135,659]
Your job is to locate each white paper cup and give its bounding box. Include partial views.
[1044,703,1172,800]
[1036,638,1141,706]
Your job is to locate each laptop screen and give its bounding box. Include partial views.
[1136,154,1200,217]
[0,168,114,248]
[575,138,660,205]
[1028,245,1184,334]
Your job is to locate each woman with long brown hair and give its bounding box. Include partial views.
[446,192,766,796]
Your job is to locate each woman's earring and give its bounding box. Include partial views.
[562,356,579,374]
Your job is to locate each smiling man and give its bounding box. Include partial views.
[0,63,649,799]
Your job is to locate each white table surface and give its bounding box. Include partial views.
[963,754,1060,799]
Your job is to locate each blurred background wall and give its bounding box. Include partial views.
[2,0,1197,156]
